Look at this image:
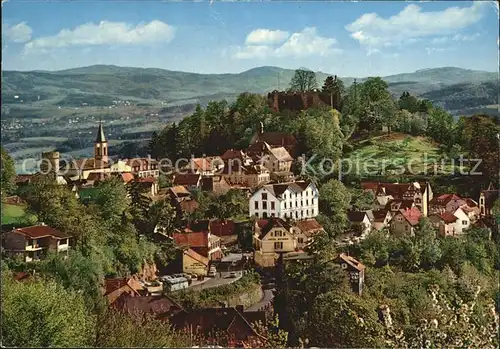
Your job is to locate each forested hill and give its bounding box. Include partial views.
[2,66,497,112]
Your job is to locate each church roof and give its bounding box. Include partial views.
[96,121,107,143]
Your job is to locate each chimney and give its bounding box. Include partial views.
[236,305,244,313]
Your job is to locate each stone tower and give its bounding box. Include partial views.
[94,119,108,163]
[40,151,60,179]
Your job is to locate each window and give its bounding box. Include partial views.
[284,202,287,209]
[462,220,468,225]
[262,193,268,200]
[341,263,347,269]
[306,209,309,216]
[263,201,268,210]
[405,225,409,231]
[255,213,259,217]
[254,201,259,209]
[263,212,268,218]
[298,238,304,243]
[274,242,283,249]
[271,202,275,210]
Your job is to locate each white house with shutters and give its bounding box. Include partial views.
[249,181,319,219]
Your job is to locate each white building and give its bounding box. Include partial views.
[453,207,471,235]
[249,181,319,219]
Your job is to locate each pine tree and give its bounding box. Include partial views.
[322,76,335,93]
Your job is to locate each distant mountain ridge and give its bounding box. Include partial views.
[1,65,497,112]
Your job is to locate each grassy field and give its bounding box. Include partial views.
[345,133,463,177]
[2,204,30,225]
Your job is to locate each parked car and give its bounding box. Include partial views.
[228,272,237,278]
[208,270,216,277]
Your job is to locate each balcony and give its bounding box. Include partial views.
[25,244,44,251]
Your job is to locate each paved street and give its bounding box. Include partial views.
[188,271,242,292]
[246,288,274,311]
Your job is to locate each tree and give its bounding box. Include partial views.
[308,291,385,347]
[1,146,16,196]
[318,179,351,227]
[95,308,189,347]
[128,180,153,233]
[1,269,94,347]
[289,68,317,92]
[426,107,455,147]
[149,199,176,236]
[207,189,247,220]
[398,91,419,113]
[93,177,130,225]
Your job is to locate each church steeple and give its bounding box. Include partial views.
[94,117,108,163]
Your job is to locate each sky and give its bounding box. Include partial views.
[2,0,499,77]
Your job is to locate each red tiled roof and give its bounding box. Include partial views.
[361,181,379,191]
[113,293,184,318]
[385,199,415,211]
[170,185,190,196]
[136,176,156,184]
[13,225,71,239]
[431,194,464,205]
[210,219,236,237]
[191,158,211,171]
[173,173,201,186]
[256,219,269,229]
[87,172,110,182]
[173,231,209,248]
[104,277,143,296]
[338,253,365,272]
[438,212,458,224]
[400,207,422,226]
[295,218,323,238]
[464,198,478,207]
[184,248,209,267]
[120,172,135,184]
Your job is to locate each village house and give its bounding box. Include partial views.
[347,211,373,237]
[125,157,160,178]
[479,184,499,217]
[173,221,223,260]
[2,224,71,262]
[362,181,433,216]
[103,277,144,304]
[334,253,366,295]
[249,180,319,219]
[171,306,267,347]
[200,175,231,195]
[293,218,325,249]
[134,177,159,197]
[172,173,202,191]
[182,157,223,176]
[452,207,471,234]
[250,122,298,157]
[112,292,184,320]
[253,218,297,267]
[371,209,392,230]
[182,248,209,276]
[429,212,459,236]
[247,140,293,173]
[209,219,236,237]
[389,207,422,236]
[220,149,253,167]
[220,163,270,189]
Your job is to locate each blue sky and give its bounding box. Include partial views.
[2,0,498,77]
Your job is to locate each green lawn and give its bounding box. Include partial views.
[345,133,463,177]
[2,204,30,225]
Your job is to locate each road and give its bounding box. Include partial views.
[245,288,274,311]
[188,271,242,292]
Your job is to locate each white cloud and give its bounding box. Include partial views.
[245,29,289,45]
[3,22,32,43]
[234,27,341,59]
[346,2,487,50]
[24,20,175,53]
